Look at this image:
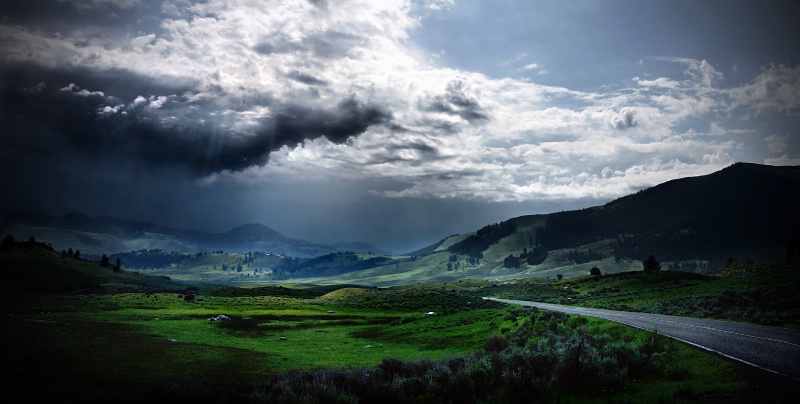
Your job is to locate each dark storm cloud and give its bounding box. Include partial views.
[422,79,489,123]
[1,62,391,177]
[366,141,445,165]
[286,71,328,86]
[307,0,329,9]
[0,0,160,36]
[261,97,391,149]
[253,30,364,60]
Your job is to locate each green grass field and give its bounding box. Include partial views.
[480,260,800,328]
[2,290,755,403]
[3,245,798,402]
[3,289,510,402]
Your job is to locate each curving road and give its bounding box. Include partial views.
[486,298,800,381]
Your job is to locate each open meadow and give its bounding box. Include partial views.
[3,244,798,402]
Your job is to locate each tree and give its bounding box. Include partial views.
[787,234,798,262]
[556,274,563,280]
[503,254,521,269]
[67,248,74,258]
[643,255,661,271]
[589,267,602,276]
[2,235,14,249]
[100,254,110,267]
[114,258,121,273]
[74,249,81,260]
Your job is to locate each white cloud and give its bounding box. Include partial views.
[98,104,124,115]
[420,0,455,12]
[147,95,168,109]
[764,155,800,166]
[764,134,789,153]
[132,95,147,106]
[728,64,800,116]
[60,83,105,97]
[634,76,680,89]
[658,57,724,88]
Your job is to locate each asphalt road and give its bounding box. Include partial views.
[486,298,800,381]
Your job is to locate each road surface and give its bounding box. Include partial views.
[486,298,800,381]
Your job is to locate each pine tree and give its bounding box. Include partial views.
[643,255,661,271]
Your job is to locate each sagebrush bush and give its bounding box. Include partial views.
[200,309,687,402]
[484,333,509,352]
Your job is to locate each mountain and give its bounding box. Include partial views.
[0,213,389,258]
[261,163,800,287]
[3,163,797,285]
[440,163,800,273]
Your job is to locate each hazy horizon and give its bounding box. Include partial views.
[2,0,799,253]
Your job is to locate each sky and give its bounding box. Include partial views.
[1,0,799,253]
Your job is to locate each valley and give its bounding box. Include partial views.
[2,163,800,402]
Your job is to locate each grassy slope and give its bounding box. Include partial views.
[479,261,800,328]
[0,245,184,295]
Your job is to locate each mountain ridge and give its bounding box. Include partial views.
[3,163,798,277]
[0,212,389,258]
[441,162,800,271]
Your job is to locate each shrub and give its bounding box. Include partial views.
[484,334,509,352]
[220,307,689,402]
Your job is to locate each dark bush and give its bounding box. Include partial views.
[484,334,509,352]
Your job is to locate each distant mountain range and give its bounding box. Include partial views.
[0,211,389,258]
[2,163,798,274]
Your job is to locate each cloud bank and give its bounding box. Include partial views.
[1,0,799,250]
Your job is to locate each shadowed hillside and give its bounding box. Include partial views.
[533,163,800,266]
[0,242,187,295]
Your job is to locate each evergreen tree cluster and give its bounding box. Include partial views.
[273,252,392,279]
[449,220,518,259]
[109,249,186,269]
[503,254,521,268]
[1,235,56,252]
[566,248,605,265]
[522,245,548,265]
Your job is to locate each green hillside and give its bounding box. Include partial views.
[0,243,186,295]
[3,163,797,287]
